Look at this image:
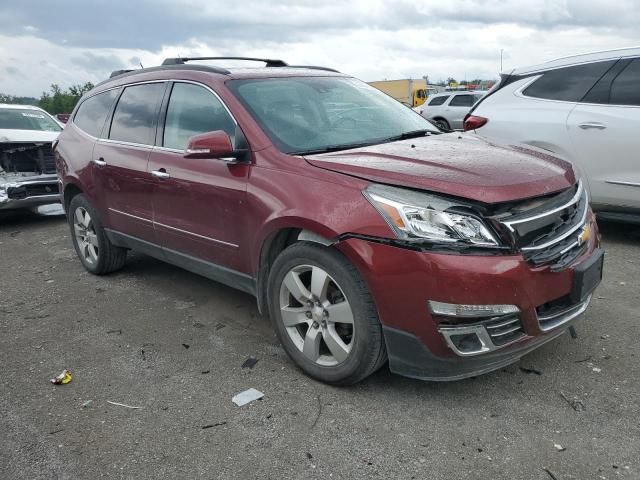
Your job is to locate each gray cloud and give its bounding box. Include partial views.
[70,52,125,72]
[1,0,640,52]
[1,0,639,96]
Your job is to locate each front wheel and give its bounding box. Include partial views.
[267,243,387,385]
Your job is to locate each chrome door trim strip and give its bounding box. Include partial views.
[605,180,640,188]
[109,207,238,248]
[108,207,153,223]
[154,220,239,248]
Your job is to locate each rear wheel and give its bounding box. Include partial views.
[267,243,386,385]
[433,118,451,131]
[68,194,127,275]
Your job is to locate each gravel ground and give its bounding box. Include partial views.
[1,208,639,480]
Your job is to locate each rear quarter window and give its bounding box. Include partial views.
[610,58,640,106]
[74,89,119,137]
[428,96,448,106]
[522,60,617,102]
[449,95,475,107]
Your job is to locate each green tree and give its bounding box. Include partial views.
[38,82,94,114]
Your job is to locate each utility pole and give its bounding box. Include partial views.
[500,49,504,72]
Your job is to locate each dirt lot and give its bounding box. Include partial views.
[0,208,639,480]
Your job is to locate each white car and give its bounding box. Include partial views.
[414,91,486,131]
[0,104,62,211]
[466,47,640,223]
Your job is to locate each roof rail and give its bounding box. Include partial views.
[287,65,340,73]
[110,69,134,78]
[162,56,288,67]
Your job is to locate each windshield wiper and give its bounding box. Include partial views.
[380,129,434,143]
[292,141,380,156]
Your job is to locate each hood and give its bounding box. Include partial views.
[0,129,60,143]
[304,134,575,204]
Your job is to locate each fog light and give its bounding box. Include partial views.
[449,333,483,353]
[438,324,491,356]
[429,301,519,318]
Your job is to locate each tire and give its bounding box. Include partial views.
[267,242,387,385]
[433,118,451,131]
[67,194,127,275]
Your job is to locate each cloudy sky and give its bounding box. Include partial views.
[1,0,639,97]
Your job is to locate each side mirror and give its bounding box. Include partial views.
[184,130,239,163]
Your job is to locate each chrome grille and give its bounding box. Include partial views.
[495,181,589,269]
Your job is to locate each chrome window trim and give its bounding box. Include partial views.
[153,146,184,154]
[98,138,154,151]
[154,220,239,248]
[502,181,584,230]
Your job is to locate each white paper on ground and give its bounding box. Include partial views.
[232,388,264,406]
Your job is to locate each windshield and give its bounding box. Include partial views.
[0,108,62,132]
[227,76,438,154]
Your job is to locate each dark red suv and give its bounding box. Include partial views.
[55,57,603,384]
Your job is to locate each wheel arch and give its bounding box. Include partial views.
[254,221,338,316]
[63,181,84,213]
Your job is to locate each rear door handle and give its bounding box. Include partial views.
[151,169,170,179]
[92,157,107,166]
[579,122,607,130]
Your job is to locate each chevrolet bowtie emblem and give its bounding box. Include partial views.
[577,225,591,246]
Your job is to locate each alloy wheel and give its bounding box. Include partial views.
[279,265,355,366]
[73,207,99,265]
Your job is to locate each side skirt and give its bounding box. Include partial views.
[105,229,257,296]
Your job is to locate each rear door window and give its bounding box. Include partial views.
[74,89,119,138]
[428,96,448,106]
[163,83,235,150]
[523,60,616,102]
[449,95,475,107]
[610,58,640,106]
[109,83,165,145]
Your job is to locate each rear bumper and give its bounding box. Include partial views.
[337,216,601,381]
[0,174,60,210]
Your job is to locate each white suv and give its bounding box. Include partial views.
[466,47,640,223]
[415,91,486,131]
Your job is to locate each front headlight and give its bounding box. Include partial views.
[363,184,500,247]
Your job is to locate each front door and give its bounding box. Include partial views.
[94,82,167,242]
[567,58,640,210]
[148,81,250,273]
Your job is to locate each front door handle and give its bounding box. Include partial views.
[92,157,107,166]
[151,169,170,179]
[579,122,607,130]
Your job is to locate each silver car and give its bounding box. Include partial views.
[415,91,486,131]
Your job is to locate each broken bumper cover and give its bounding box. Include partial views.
[383,322,575,381]
[336,217,600,381]
[0,174,60,210]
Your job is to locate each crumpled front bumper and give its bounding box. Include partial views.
[0,174,60,210]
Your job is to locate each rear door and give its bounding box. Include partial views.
[567,58,640,210]
[148,81,250,273]
[93,82,167,243]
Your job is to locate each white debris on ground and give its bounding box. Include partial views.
[232,388,264,407]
